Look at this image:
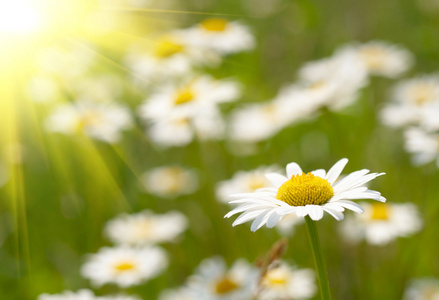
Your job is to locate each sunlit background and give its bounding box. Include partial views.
[1,0,439,299]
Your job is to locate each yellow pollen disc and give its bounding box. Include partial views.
[411,84,435,105]
[174,87,195,105]
[370,203,388,220]
[115,262,135,272]
[276,173,334,206]
[263,269,288,287]
[359,47,386,70]
[200,18,228,32]
[215,277,239,294]
[247,177,267,191]
[154,38,184,58]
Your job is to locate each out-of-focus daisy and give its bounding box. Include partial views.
[381,75,439,128]
[147,110,225,148]
[81,246,167,288]
[403,278,439,300]
[73,74,124,103]
[125,33,219,84]
[187,257,258,300]
[228,92,317,143]
[258,262,316,300]
[339,202,422,245]
[159,287,195,300]
[45,100,133,143]
[37,289,141,300]
[26,75,61,103]
[37,44,96,80]
[275,214,303,236]
[216,166,279,203]
[225,158,385,232]
[297,51,368,111]
[141,166,199,199]
[337,41,413,78]
[138,75,240,121]
[181,18,255,55]
[104,210,188,246]
[404,128,439,166]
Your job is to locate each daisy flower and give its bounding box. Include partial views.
[258,262,316,300]
[297,50,368,111]
[147,109,226,148]
[81,246,167,288]
[159,287,195,300]
[225,158,385,232]
[215,166,280,203]
[181,18,255,55]
[403,278,439,300]
[45,100,132,143]
[125,33,219,84]
[138,75,240,121]
[141,166,199,199]
[339,202,422,245]
[37,289,141,300]
[404,127,439,166]
[186,257,258,300]
[380,75,439,128]
[337,41,413,78]
[104,210,188,246]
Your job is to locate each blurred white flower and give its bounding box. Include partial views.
[404,128,439,166]
[403,278,439,300]
[298,50,368,111]
[73,74,124,103]
[337,41,413,78]
[105,210,188,246]
[181,18,255,55]
[141,166,199,198]
[139,75,240,121]
[37,289,141,300]
[37,44,96,80]
[216,166,279,203]
[187,257,258,300]
[339,202,422,245]
[381,75,439,128]
[81,246,167,288]
[125,33,219,84]
[275,214,303,236]
[225,158,385,232]
[26,75,60,103]
[45,100,132,143]
[147,109,226,148]
[159,287,195,300]
[258,262,316,300]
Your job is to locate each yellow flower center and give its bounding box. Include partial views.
[174,87,195,105]
[200,18,228,32]
[154,38,184,58]
[359,46,386,70]
[410,84,435,105]
[247,176,267,191]
[76,110,103,132]
[215,277,239,294]
[263,269,288,287]
[114,262,135,272]
[370,203,388,220]
[276,173,334,206]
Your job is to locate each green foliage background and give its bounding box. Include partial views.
[1,0,439,299]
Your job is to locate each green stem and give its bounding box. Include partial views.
[305,215,331,300]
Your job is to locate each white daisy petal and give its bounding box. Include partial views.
[307,205,324,220]
[333,200,365,214]
[286,162,302,177]
[265,173,289,188]
[251,210,274,232]
[311,169,326,178]
[322,207,345,221]
[326,158,348,184]
[266,211,283,228]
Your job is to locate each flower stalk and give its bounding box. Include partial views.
[305,215,331,300]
